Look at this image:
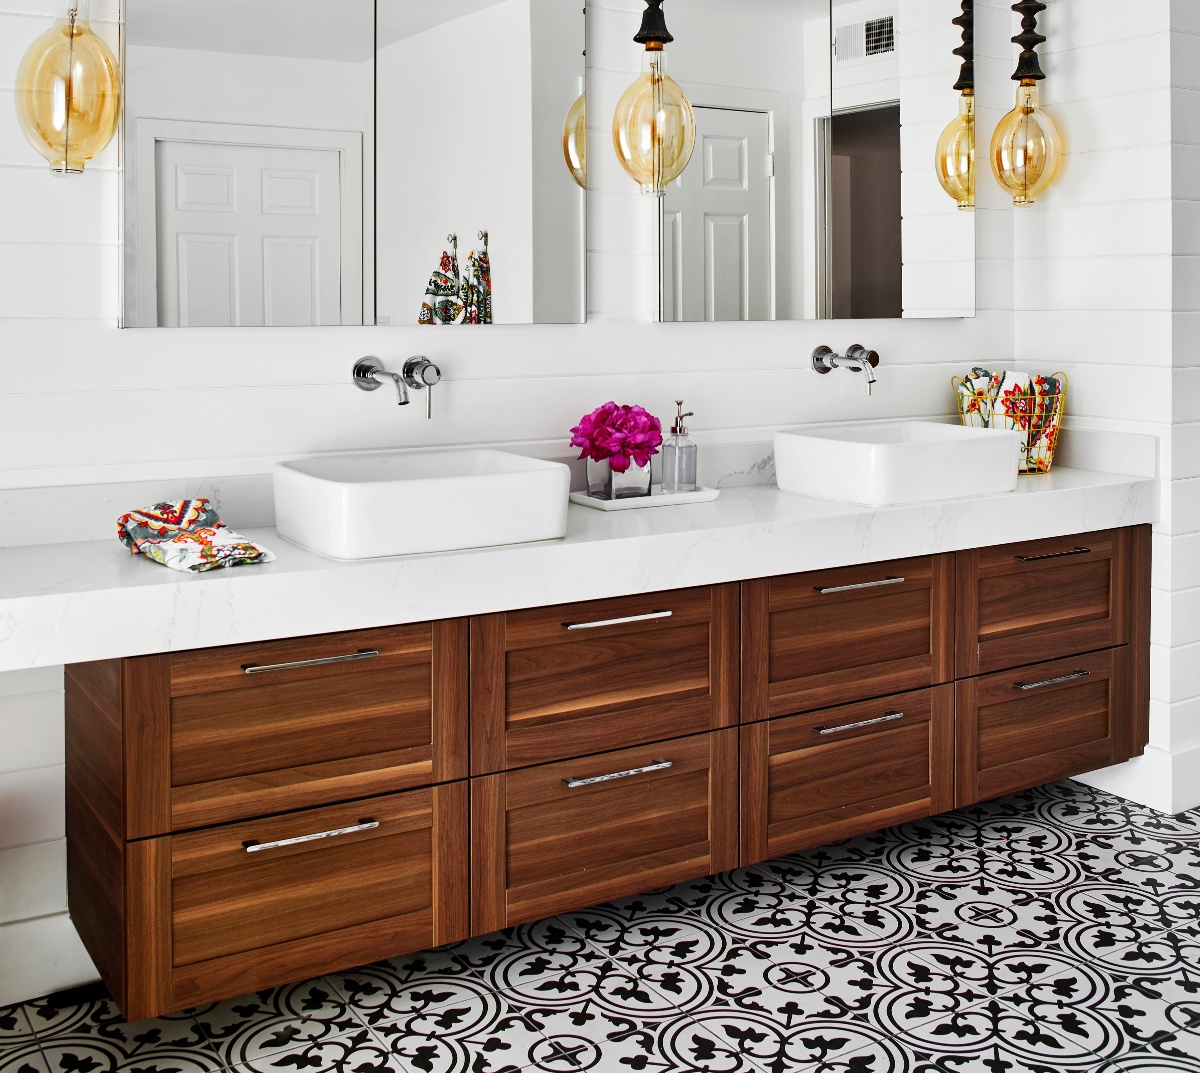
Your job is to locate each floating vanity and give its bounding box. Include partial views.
[0,469,1152,1022]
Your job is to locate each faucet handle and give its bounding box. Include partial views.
[402,356,442,419]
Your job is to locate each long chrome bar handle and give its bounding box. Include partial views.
[1016,670,1091,691]
[815,577,905,595]
[563,760,672,789]
[814,711,905,736]
[564,611,673,631]
[243,820,379,854]
[243,650,380,674]
[1015,547,1092,563]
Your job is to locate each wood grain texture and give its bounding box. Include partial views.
[740,687,945,863]
[470,775,506,936]
[955,648,1122,807]
[432,780,469,945]
[123,656,172,840]
[956,530,1126,678]
[432,619,470,783]
[743,557,951,721]
[470,587,737,774]
[1123,525,1152,762]
[475,732,737,931]
[123,837,171,1022]
[64,661,127,1009]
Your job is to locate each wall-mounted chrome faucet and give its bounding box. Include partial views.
[812,345,880,396]
[353,356,442,418]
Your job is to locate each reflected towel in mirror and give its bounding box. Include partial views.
[419,249,465,325]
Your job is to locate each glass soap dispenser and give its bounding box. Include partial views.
[662,400,698,493]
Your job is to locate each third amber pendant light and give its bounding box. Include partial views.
[990,0,1063,206]
[935,0,975,210]
[612,0,696,196]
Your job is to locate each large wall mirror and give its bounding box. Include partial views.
[121,0,585,327]
[651,0,975,321]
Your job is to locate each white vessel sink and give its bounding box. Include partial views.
[775,421,1021,506]
[274,449,571,559]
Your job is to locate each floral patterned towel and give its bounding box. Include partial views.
[955,367,1065,473]
[419,249,465,325]
[117,499,275,572]
[463,248,492,325]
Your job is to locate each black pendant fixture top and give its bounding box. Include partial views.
[633,0,673,49]
[953,0,974,92]
[1011,0,1047,81]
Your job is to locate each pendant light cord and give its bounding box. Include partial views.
[63,3,78,173]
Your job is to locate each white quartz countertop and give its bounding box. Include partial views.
[0,468,1157,672]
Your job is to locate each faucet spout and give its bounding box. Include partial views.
[383,371,410,406]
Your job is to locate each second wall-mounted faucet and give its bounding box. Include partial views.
[353,356,443,418]
[812,345,880,396]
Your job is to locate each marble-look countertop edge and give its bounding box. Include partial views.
[0,469,1159,672]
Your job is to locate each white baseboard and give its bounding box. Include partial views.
[0,913,98,1007]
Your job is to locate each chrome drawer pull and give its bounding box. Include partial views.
[815,577,905,595]
[242,650,380,674]
[563,759,672,788]
[1016,670,1091,691]
[564,611,673,631]
[243,820,379,853]
[1015,547,1092,563]
[814,711,904,736]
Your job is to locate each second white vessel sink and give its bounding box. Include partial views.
[775,421,1021,506]
[274,448,571,559]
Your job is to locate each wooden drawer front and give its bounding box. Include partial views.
[127,622,468,836]
[742,556,954,722]
[957,529,1129,678]
[125,783,468,1019]
[471,730,738,932]
[470,586,738,774]
[741,687,954,865]
[955,648,1126,807]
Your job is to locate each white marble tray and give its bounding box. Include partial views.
[569,485,721,511]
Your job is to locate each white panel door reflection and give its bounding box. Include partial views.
[663,107,771,322]
[155,140,343,327]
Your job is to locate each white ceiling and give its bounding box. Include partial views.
[124,0,512,63]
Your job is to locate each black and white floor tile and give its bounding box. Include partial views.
[4,779,1200,1073]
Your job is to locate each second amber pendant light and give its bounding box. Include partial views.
[613,0,696,196]
[991,0,1063,206]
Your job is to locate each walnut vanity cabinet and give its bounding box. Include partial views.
[64,621,470,1022]
[63,526,1151,1023]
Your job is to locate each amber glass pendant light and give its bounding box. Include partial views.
[935,1,975,210]
[15,0,120,175]
[563,89,587,189]
[990,0,1062,206]
[612,0,695,196]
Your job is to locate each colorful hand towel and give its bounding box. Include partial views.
[419,249,465,325]
[955,367,1066,473]
[117,499,275,572]
[463,248,493,325]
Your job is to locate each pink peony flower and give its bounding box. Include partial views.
[570,402,663,473]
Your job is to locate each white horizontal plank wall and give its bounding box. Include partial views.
[1012,0,1197,814]
[0,0,1015,1006]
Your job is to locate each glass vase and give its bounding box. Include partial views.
[587,457,652,500]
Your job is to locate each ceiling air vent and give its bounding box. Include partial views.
[834,14,896,64]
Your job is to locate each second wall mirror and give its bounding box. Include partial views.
[637,0,976,321]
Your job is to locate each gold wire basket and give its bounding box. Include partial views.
[952,371,1068,474]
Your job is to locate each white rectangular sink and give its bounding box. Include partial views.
[274,449,571,559]
[775,421,1021,506]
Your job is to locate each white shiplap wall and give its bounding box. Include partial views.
[1007,0,1199,815]
[3,0,1183,1006]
